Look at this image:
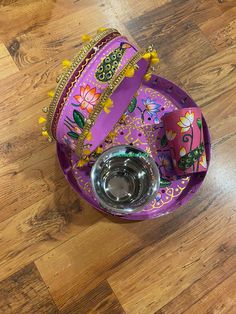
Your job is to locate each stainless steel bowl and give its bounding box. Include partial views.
[91,145,160,215]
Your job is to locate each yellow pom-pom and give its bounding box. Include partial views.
[82,34,91,42]
[77,159,87,167]
[38,117,46,124]
[48,91,55,98]
[151,50,158,58]
[151,57,160,65]
[104,107,110,114]
[62,59,72,69]
[142,52,151,60]
[102,98,113,114]
[97,27,107,33]
[85,131,92,141]
[42,130,49,137]
[144,73,152,81]
[125,66,135,78]
[83,148,91,155]
[95,146,103,154]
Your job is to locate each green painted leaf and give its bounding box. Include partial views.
[178,143,205,170]
[67,131,79,139]
[73,110,85,129]
[197,118,202,129]
[160,134,168,147]
[128,97,137,113]
[160,178,171,188]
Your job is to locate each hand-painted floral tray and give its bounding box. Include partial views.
[57,75,211,220]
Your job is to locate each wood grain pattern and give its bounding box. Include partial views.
[0,263,58,313]
[0,42,19,79]
[0,187,101,281]
[0,0,236,313]
[62,281,125,314]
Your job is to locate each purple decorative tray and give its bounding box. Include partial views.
[57,75,211,220]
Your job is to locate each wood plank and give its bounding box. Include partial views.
[0,186,101,281]
[0,146,65,222]
[180,44,236,107]
[184,271,236,314]
[0,263,58,313]
[0,42,19,79]
[107,210,236,313]
[125,0,219,73]
[61,281,125,314]
[217,0,236,12]
[156,252,236,313]
[202,87,236,143]
[0,1,125,69]
[108,0,172,23]
[200,7,236,51]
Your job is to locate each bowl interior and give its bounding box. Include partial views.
[91,146,160,214]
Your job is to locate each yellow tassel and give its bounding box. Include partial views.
[95,147,103,154]
[83,148,91,155]
[125,66,135,78]
[82,34,91,42]
[142,52,151,60]
[38,117,46,124]
[151,50,158,58]
[42,130,49,137]
[62,59,72,69]
[97,27,107,33]
[77,159,87,167]
[85,131,92,141]
[48,91,55,98]
[102,98,113,114]
[151,57,160,65]
[144,73,152,81]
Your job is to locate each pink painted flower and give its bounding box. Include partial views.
[74,85,100,113]
[177,111,194,133]
[166,129,177,141]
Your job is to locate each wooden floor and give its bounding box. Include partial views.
[0,0,236,313]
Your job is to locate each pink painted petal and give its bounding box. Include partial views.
[85,88,96,102]
[91,93,100,104]
[80,86,85,97]
[83,85,91,98]
[74,95,83,103]
[87,104,94,113]
[80,101,87,109]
